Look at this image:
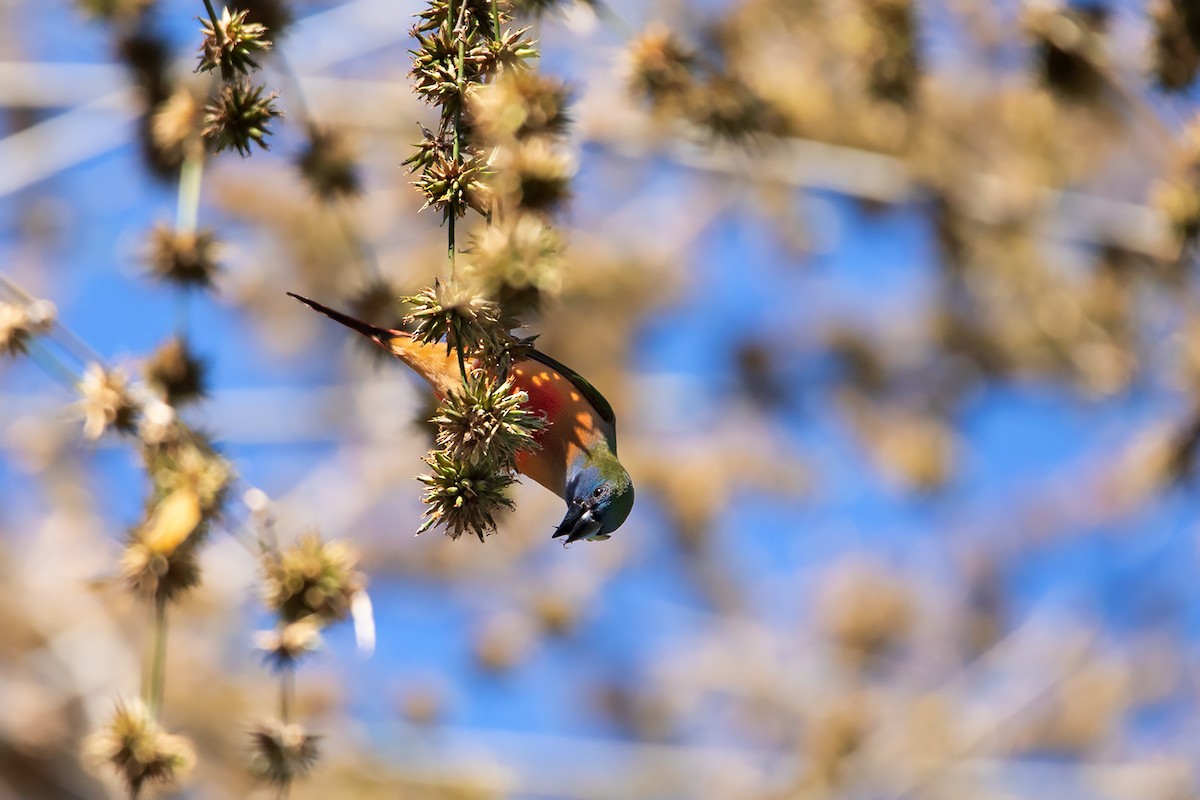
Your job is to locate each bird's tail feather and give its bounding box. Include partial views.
[287,291,462,396]
[286,292,394,345]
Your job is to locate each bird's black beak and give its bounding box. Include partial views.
[552,503,601,543]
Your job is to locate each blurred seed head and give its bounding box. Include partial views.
[0,299,55,358]
[85,700,196,799]
[248,720,319,787]
[202,81,282,157]
[144,336,208,407]
[1022,3,1110,100]
[255,618,324,670]
[1152,0,1200,91]
[74,0,153,21]
[121,520,205,601]
[197,6,272,82]
[626,24,698,110]
[493,137,574,213]
[78,363,140,440]
[150,88,203,164]
[296,125,362,201]
[262,533,365,624]
[463,216,563,318]
[470,70,571,143]
[819,561,915,671]
[143,435,233,517]
[145,224,221,290]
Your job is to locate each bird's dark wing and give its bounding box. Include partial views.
[526,349,617,427]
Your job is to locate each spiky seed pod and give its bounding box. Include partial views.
[248,721,320,787]
[412,148,493,219]
[78,364,140,440]
[417,449,517,540]
[262,533,364,624]
[410,25,495,119]
[413,0,499,38]
[626,25,697,109]
[403,280,508,360]
[227,0,293,36]
[433,370,544,465]
[495,136,574,213]
[296,125,361,201]
[254,618,323,670]
[470,69,571,143]
[144,336,208,407]
[146,223,221,289]
[463,216,562,317]
[0,299,55,358]
[202,81,281,156]
[85,701,196,799]
[198,6,272,81]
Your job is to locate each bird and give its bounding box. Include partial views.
[287,292,634,543]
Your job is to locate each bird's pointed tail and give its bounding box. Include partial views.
[287,292,395,346]
[288,291,463,396]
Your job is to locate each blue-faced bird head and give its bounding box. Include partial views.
[552,457,634,544]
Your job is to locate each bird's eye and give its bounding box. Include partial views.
[592,486,605,499]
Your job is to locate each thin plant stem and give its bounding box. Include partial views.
[0,272,104,367]
[147,593,169,718]
[201,0,222,33]
[280,667,294,722]
[175,147,204,236]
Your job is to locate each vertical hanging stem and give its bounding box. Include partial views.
[147,593,169,718]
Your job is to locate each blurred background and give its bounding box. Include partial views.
[4,0,1200,797]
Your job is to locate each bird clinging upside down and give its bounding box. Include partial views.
[287,292,634,542]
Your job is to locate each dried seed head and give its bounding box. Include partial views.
[262,533,364,624]
[78,363,140,440]
[197,6,272,81]
[202,81,281,156]
[248,720,320,787]
[432,370,544,466]
[464,216,562,317]
[494,136,574,213]
[146,223,221,289]
[296,125,362,201]
[254,617,323,670]
[417,449,516,540]
[85,700,196,798]
[0,299,55,358]
[411,148,493,220]
[403,280,508,360]
[470,70,571,143]
[145,336,208,407]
